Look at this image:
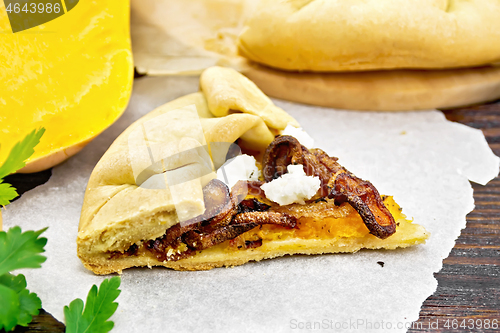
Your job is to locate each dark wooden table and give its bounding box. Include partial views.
[4,101,500,333]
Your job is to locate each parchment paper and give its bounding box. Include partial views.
[4,75,499,332]
[131,0,254,75]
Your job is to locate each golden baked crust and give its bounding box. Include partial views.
[77,66,429,275]
[238,0,500,72]
[242,63,500,111]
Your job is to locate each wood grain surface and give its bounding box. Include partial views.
[3,101,500,333]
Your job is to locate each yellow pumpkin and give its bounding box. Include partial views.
[0,0,133,173]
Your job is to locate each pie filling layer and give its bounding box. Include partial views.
[106,135,411,263]
[107,195,409,263]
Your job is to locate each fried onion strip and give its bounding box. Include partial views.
[328,172,396,239]
[263,135,396,239]
[183,212,296,251]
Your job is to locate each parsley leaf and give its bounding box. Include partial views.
[0,127,45,208]
[64,298,87,332]
[0,127,45,180]
[0,284,20,331]
[0,182,18,207]
[0,273,41,329]
[0,272,27,293]
[0,284,21,331]
[0,228,46,331]
[64,276,121,333]
[17,288,42,327]
[0,227,47,276]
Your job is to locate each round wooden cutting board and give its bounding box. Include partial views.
[242,63,500,111]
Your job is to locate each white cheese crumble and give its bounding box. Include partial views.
[281,124,315,149]
[216,154,261,189]
[261,165,320,205]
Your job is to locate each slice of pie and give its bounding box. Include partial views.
[77,66,429,275]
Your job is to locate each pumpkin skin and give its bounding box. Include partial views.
[0,0,133,173]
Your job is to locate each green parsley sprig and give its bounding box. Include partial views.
[0,226,122,332]
[0,128,46,331]
[0,128,121,332]
[64,277,121,333]
[0,227,47,331]
[0,127,45,206]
